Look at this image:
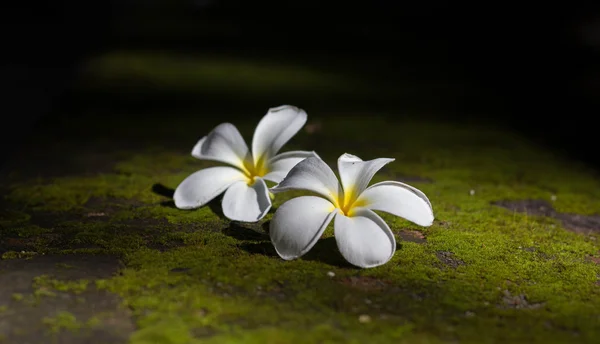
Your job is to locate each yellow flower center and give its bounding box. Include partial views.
[333,185,367,217]
[242,155,269,185]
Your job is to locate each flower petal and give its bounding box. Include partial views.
[174,167,247,209]
[356,181,434,227]
[191,123,249,171]
[270,157,341,204]
[221,178,271,222]
[337,153,394,204]
[262,150,319,183]
[191,136,207,159]
[270,196,336,260]
[334,209,396,268]
[251,105,307,164]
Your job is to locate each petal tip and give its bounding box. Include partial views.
[340,153,362,161]
[425,215,435,227]
[417,213,435,227]
[355,260,390,269]
[268,104,305,114]
[275,251,300,261]
[173,197,195,210]
[223,207,271,223]
[191,136,207,158]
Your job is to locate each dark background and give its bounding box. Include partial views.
[3,1,600,169]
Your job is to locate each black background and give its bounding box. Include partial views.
[3,1,600,169]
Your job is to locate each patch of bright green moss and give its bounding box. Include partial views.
[33,275,90,294]
[42,311,81,334]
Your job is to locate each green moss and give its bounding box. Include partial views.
[6,174,160,212]
[1,251,38,260]
[33,288,57,299]
[33,275,90,294]
[2,115,600,343]
[4,150,215,213]
[43,311,81,334]
[132,204,222,225]
[1,224,50,238]
[1,251,18,259]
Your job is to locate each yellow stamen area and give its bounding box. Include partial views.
[242,155,269,186]
[334,185,367,217]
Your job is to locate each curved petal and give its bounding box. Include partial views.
[270,196,336,260]
[334,209,396,268]
[270,157,341,205]
[356,181,434,227]
[262,150,319,183]
[191,136,207,159]
[192,123,250,171]
[221,178,271,222]
[337,153,394,205]
[251,105,307,165]
[174,167,247,209]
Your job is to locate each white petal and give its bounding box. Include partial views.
[337,153,394,204]
[174,167,247,209]
[334,209,396,268]
[356,181,434,227]
[192,123,250,171]
[262,150,319,183]
[251,105,307,164]
[270,196,336,260]
[270,157,341,205]
[191,136,207,159]
[221,178,271,222]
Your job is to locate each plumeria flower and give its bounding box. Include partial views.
[269,153,434,268]
[174,105,317,222]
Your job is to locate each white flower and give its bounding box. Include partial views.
[174,105,317,222]
[269,153,434,268]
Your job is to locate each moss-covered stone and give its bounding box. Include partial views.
[2,52,600,343]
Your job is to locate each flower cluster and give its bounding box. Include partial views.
[175,105,434,268]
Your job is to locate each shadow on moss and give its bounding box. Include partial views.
[222,223,269,241]
[301,237,357,268]
[151,183,174,199]
[223,222,356,268]
[238,242,279,258]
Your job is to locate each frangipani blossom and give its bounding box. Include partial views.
[174,105,317,222]
[269,153,434,268]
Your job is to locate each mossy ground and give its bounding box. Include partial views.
[1,51,600,343]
